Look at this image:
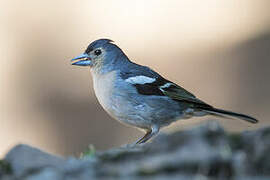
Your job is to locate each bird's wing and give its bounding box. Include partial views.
[120,64,212,108]
[160,82,212,108]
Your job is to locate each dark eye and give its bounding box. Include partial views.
[94,49,102,56]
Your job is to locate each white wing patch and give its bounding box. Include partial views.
[159,83,173,92]
[125,76,156,85]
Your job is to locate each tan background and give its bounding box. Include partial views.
[1,0,270,156]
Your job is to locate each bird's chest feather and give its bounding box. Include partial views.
[92,70,117,114]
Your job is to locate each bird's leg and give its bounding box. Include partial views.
[135,125,160,144]
[135,130,151,144]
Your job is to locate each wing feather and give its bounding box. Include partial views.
[120,63,212,108]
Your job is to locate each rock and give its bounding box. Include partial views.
[1,121,270,179]
[4,144,65,178]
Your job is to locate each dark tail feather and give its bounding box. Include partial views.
[200,107,258,124]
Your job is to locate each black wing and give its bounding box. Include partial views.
[120,63,212,108]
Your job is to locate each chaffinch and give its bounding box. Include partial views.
[71,39,258,144]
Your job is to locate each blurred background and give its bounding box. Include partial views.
[1,0,270,156]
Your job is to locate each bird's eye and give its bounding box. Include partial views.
[94,49,102,56]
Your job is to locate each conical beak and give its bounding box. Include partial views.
[71,53,92,66]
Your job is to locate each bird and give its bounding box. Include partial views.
[71,39,258,144]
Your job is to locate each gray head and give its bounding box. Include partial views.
[71,39,129,73]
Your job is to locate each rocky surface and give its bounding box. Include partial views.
[1,121,270,180]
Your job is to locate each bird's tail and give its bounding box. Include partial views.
[199,107,258,124]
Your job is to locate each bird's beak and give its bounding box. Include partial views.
[71,53,92,66]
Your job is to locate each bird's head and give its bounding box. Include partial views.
[71,39,128,73]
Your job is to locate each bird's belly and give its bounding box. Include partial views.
[115,95,184,129]
[110,93,183,129]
